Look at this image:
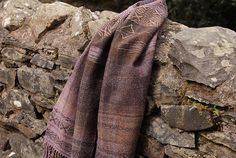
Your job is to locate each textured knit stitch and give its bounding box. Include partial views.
[43,0,168,157]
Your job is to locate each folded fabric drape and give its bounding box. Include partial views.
[43,0,168,157]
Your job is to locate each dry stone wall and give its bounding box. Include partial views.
[0,0,235,158]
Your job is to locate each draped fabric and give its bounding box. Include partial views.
[43,0,168,157]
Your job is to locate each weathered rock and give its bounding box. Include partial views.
[35,11,88,67]
[185,82,225,107]
[17,66,55,97]
[70,6,95,38]
[0,64,16,88]
[198,137,236,158]
[30,54,54,69]
[138,135,165,158]
[150,64,184,106]
[0,26,9,48]
[42,111,51,123]
[1,47,29,62]
[163,25,236,109]
[56,54,77,69]
[201,122,236,151]
[0,126,10,151]
[165,136,236,158]
[170,27,236,88]
[144,117,195,148]
[3,25,37,51]
[17,114,46,139]
[0,89,36,117]
[1,0,41,31]
[186,75,236,108]
[0,113,46,139]
[216,76,236,108]
[38,46,58,60]
[165,145,210,158]
[223,111,236,123]
[51,69,71,81]
[7,132,42,158]
[161,105,214,131]
[30,94,55,110]
[29,1,77,41]
[154,20,188,63]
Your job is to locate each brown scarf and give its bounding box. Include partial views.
[43,0,168,157]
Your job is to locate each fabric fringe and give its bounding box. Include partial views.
[43,142,67,158]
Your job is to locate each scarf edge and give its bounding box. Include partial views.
[43,140,68,158]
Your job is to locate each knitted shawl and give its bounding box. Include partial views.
[43,0,168,157]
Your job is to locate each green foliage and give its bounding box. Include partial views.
[167,0,236,31]
[70,0,236,30]
[185,99,222,117]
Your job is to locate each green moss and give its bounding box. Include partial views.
[191,101,209,111]
[178,81,188,97]
[185,99,221,117]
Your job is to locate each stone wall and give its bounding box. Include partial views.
[0,0,235,158]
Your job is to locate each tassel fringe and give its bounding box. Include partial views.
[43,142,67,158]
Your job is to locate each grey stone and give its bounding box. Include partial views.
[56,54,77,69]
[3,25,37,51]
[30,94,55,110]
[165,145,211,158]
[170,27,236,88]
[0,113,46,139]
[138,135,165,158]
[201,122,236,151]
[54,81,66,92]
[0,65,16,88]
[17,66,55,98]
[30,54,54,69]
[185,82,226,107]
[1,0,41,31]
[17,114,46,139]
[35,16,84,65]
[144,117,195,148]
[185,75,236,108]
[0,89,35,117]
[29,1,78,41]
[70,6,94,38]
[51,69,71,81]
[1,47,29,62]
[198,137,236,158]
[0,126,10,151]
[0,26,9,49]
[43,111,51,123]
[223,111,236,123]
[154,20,188,63]
[38,46,58,60]
[8,133,42,158]
[150,64,184,106]
[161,105,213,131]
[216,76,236,108]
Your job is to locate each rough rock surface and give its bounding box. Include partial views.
[144,117,195,148]
[161,105,213,131]
[1,0,41,31]
[0,0,235,157]
[17,66,55,98]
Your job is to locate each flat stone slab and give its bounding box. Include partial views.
[161,105,213,131]
[144,117,195,148]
